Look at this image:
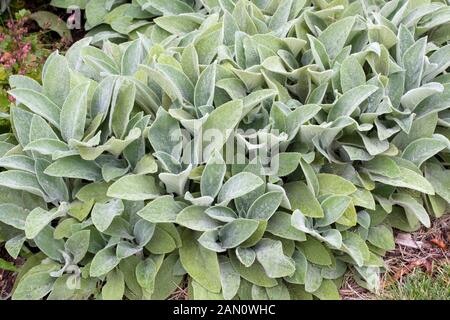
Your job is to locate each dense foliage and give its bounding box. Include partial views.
[0,0,449,300]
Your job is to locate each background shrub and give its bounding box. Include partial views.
[0,1,72,133]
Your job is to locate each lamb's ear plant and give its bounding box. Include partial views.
[0,0,449,300]
[50,0,181,44]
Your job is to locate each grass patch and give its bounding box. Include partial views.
[380,263,450,300]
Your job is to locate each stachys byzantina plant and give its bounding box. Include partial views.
[0,0,449,300]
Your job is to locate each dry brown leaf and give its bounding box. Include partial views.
[395,233,423,249]
[429,238,447,250]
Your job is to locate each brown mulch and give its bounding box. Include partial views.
[340,215,450,300]
[168,278,189,300]
[0,246,24,300]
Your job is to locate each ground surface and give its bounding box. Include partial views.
[340,215,450,300]
[0,247,23,300]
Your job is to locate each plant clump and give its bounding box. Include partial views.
[0,0,449,300]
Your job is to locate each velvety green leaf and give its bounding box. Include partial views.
[391,193,431,228]
[368,24,397,49]
[201,151,226,199]
[247,191,283,220]
[90,246,121,277]
[205,206,237,223]
[191,280,224,300]
[25,207,61,239]
[137,195,182,223]
[298,236,333,266]
[34,226,65,262]
[65,230,90,264]
[266,212,306,241]
[402,138,447,167]
[181,44,200,84]
[23,139,70,156]
[111,79,136,139]
[30,11,72,40]
[235,247,256,268]
[318,16,355,60]
[219,219,259,249]
[9,89,61,127]
[44,156,101,181]
[148,108,182,159]
[12,262,60,300]
[318,174,357,196]
[424,163,450,203]
[121,39,143,76]
[218,172,264,204]
[60,83,89,142]
[195,23,223,65]
[195,63,216,108]
[155,15,201,35]
[150,253,184,300]
[311,279,340,300]
[102,269,125,300]
[202,100,244,157]
[370,167,435,195]
[254,239,295,278]
[176,205,221,231]
[35,158,69,202]
[0,170,45,199]
[107,175,160,201]
[401,82,444,111]
[219,256,240,300]
[42,52,71,107]
[316,195,352,227]
[273,152,302,177]
[285,249,307,285]
[179,229,221,293]
[341,232,370,267]
[229,251,277,287]
[308,35,330,70]
[363,155,401,178]
[145,225,178,254]
[135,257,157,294]
[92,199,124,232]
[284,181,323,218]
[367,224,395,251]
[403,38,427,91]
[304,263,322,293]
[84,0,107,28]
[340,55,365,92]
[159,165,192,195]
[143,0,193,15]
[328,85,378,121]
[198,229,226,253]
[134,154,158,175]
[0,204,28,230]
